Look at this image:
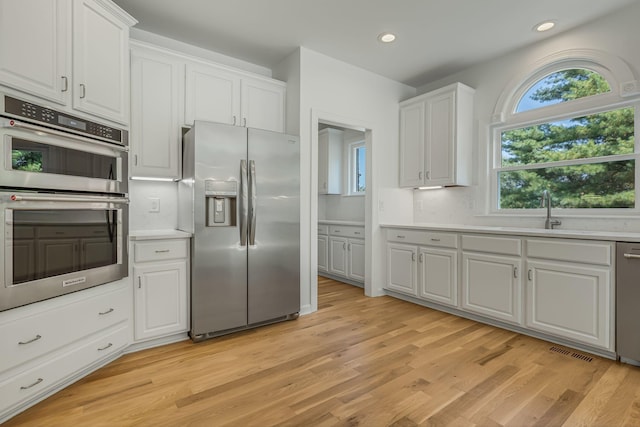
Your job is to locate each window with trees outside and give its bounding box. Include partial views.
[493,65,638,212]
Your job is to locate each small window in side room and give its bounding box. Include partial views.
[348,141,365,195]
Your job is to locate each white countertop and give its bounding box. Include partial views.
[129,229,192,240]
[380,223,640,242]
[319,220,365,227]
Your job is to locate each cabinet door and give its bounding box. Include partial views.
[419,247,457,307]
[318,129,343,195]
[329,236,348,277]
[134,261,188,341]
[185,62,240,126]
[37,238,79,279]
[425,90,455,186]
[130,48,183,179]
[399,101,425,187]
[526,260,611,349]
[348,238,365,282]
[72,0,130,124]
[0,0,70,104]
[317,234,328,273]
[386,243,418,296]
[241,78,285,132]
[462,252,522,324]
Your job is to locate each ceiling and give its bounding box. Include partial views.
[112,0,638,88]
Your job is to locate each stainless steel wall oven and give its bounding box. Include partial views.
[0,94,129,311]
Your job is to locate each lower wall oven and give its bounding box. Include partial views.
[0,191,128,311]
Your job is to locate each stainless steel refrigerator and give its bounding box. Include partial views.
[178,121,300,341]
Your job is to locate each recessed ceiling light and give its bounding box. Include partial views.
[534,21,556,32]
[378,32,396,43]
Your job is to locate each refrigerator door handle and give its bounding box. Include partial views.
[240,159,249,246]
[249,159,257,245]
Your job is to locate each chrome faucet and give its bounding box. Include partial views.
[541,190,561,229]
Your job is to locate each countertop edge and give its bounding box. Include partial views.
[380,223,640,242]
[129,229,192,240]
[319,220,365,227]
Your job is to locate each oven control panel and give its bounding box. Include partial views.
[1,95,127,146]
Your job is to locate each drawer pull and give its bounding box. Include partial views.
[513,267,518,279]
[412,253,416,262]
[528,269,533,281]
[20,378,43,390]
[99,308,114,315]
[98,343,113,351]
[18,334,42,345]
[419,253,423,263]
[624,253,640,260]
[155,249,170,253]
[334,229,341,233]
[396,235,406,239]
[430,238,441,242]
[354,231,361,235]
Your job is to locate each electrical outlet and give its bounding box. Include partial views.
[378,200,385,212]
[149,197,160,213]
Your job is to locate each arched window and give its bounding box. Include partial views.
[491,51,639,212]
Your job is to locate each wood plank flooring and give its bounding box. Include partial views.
[6,277,640,426]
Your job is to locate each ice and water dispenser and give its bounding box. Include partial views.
[205,179,237,227]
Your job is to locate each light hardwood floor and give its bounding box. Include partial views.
[6,277,640,426]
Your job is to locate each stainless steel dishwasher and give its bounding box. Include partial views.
[617,242,640,366]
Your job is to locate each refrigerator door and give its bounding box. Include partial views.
[247,128,300,324]
[191,122,249,337]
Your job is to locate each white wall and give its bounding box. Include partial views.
[412,2,640,232]
[295,47,415,314]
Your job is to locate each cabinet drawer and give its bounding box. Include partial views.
[462,234,521,256]
[386,229,457,248]
[330,225,364,238]
[0,325,128,413]
[0,285,128,375]
[526,239,612,266]
[318,224,329,235]
[134,239,188,262]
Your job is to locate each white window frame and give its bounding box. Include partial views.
[347,140,365,196]
[489,50,640,216]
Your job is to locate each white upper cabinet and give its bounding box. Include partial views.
[0,0,70,104]
[399,82,474,187]
[318,128,343,195]
[185,63,241,126]
[185,61,285,132]
[0,0,135,125]
[130,44,184,179]
[72,0,135,124]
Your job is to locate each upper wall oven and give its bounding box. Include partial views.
[0,94,128,195]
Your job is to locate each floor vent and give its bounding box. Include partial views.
[549,346,593,362]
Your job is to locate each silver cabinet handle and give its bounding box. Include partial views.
[80,83,86,99]
[138,276,142,289]
[20,378,43,390]
[396,235,406,239]
[426,171,430,179]
[528,269,533,281]
[240,159,248,246]
[354,231,361,235]
[99,308,114,315]
[18,334,42,345]
[334,229,341,233]
[61,76,68,92]
[98,343,113,351]
[624,253,640,259]
[419,253,423,262]
[155,249,170,253]
[412,253,416,262]
[430,238,440,242]
[248,160,257,245]
[513,267,518,278]
[134,154,138,166]
[343,242,346,250]
[243,117,247,127]
[233,116,237,125]
[418,171,423,180]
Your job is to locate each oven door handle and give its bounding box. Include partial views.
[9,194,129,204]
[0,118,129,153]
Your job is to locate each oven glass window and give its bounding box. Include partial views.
[12,210,118,284]
[11,139,117,180]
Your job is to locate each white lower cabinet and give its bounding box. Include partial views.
[462,252,522,325]
[319,224,365,285]
[132,238,189,342]
[419,247,457,307]
[386,243,418,296]
[525,239,613,350]
[0,281,129,422]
